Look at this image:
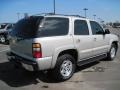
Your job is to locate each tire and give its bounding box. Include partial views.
[51,54,76,81]
[0,35,6,43]
[107,43,117,60]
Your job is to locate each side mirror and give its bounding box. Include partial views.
[104,29,110,34]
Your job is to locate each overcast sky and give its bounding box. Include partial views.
[0,0,120,23]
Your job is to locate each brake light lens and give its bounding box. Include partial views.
[32,43,42,58]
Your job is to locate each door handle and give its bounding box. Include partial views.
[76,39,80,43]
[94,38,97,41]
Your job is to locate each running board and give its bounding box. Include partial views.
[77,54,107,66]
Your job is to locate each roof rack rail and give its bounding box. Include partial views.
[33,13,55,16]
[33,13,85,18]
[64,15,85,18]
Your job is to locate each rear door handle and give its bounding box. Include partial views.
[76,39,80,43]
[94,38,97,41]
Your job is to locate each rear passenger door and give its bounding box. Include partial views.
[73,19,94,61]
[90,21,109,56]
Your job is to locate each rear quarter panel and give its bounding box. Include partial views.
[33,35,75,68]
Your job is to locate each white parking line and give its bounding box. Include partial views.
[0,49,9,53]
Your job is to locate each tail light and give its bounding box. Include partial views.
[32,43,42,58]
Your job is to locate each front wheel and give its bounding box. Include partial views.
[52,54,76,81]
[107,43,117,60]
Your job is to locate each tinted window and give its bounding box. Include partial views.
[74,20,89,35]
[11,16,43,38]
[90,21,104,35]
[6,24,12,30]
[37,17,69,37]
[0,24,7,29]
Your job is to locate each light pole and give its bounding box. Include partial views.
[83,8,88,18]
[93,14,96,20]
[53,0,56,14]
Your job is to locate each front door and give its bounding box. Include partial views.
[90,21,109,56]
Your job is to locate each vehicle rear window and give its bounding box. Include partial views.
[37,17,69,37]
[11,16,43,38]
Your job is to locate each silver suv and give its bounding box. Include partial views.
[7,15,119,81]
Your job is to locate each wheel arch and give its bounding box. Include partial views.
[109,38,119,51]
[51,46,78,69]
[112,41,118,50]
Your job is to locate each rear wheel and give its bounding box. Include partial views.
[52,54,76,81]
[107,43,117,60]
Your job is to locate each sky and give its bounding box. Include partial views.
[0,0,120,23]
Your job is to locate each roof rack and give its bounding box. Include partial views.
[33,13,55,16]
[64,15,85,18]
[33,13,85,18]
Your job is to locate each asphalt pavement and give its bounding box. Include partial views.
[0,27,120,90]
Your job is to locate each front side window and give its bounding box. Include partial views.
[90,21,104,35]
[74,20,89,35]
[37,17,69,37]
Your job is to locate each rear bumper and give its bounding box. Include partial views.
[7,52,53,71]
[7,52,38,71]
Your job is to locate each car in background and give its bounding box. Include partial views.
[0,23,15,43]
[112,23,120,28]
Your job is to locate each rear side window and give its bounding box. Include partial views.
[74,20,89,35]
[37,17,69,37]
[90,21,104,35]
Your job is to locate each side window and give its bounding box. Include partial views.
[74,20,89,35]
[37,17,69,37]
[90,21,104,35]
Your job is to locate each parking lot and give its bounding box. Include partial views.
[0,27,120,90]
